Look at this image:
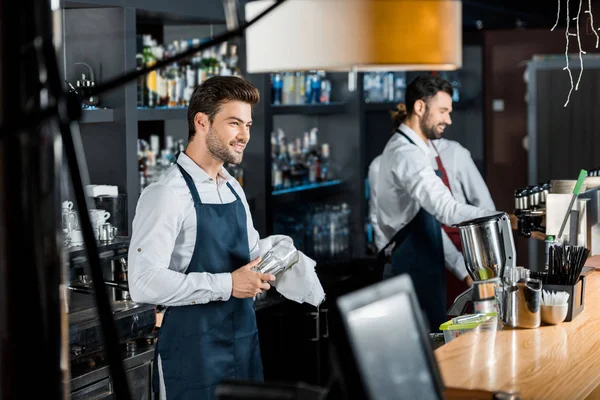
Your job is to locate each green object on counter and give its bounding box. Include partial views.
[557,169,588,240]
[440,313,497,343]
[573,169,588,195]
[440,312,496,331]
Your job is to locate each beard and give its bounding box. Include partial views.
[206,125,244,165]
[420,109,445,140]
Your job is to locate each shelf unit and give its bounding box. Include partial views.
[271,180,343,196]
[364,102,398,112]
[270,101,348,115]
[80,108,115,123]
[244,72,367,260]
[59,0,228,231]
[137,107,188,121]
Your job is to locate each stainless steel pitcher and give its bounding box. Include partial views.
[455,213,517,281]
[501,278,542,329]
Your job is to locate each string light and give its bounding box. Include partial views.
[555,0,599,106]
[574,0,586,91]
[552,0,561,31]
[585,0,599,48]
[563,0,575,107]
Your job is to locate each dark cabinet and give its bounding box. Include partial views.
[257,302,332,388]
[256,262,380,389]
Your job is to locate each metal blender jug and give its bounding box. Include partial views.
[447,212,517,317]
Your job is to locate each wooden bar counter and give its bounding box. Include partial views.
[435,263,600,400]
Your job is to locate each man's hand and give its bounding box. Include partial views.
[464,275,473,288]
[509,213,518,230]
[231,257,276,299]
[531,231,547,241]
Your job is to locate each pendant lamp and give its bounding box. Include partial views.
[245,0,462,73]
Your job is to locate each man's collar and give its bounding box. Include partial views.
[398,123,431,156]
[177,152,231,184]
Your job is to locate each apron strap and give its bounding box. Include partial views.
[398,129,415,145]
[226,181,241,201]
[177,164,203,205]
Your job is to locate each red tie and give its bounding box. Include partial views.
[431,142,462,253]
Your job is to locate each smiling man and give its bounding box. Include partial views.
[128,76,277,400]
[374,75,496,333]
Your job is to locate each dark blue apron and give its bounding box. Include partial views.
[152,163,263,399]
[378,131,447,332]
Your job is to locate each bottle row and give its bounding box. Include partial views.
[271,127,332,191]
[363,71,461,104]
[138,135,185,191]
[270,71,333,105]
[137,35,241,109]
[363,72,407,104]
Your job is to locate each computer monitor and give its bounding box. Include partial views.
[330,274,444,400]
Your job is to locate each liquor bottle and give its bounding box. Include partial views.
[138,139,148,190]
[229,44,242,77]
[271,73,283,105]
[307,128,321,183]
[294,72,305,104]
[272,158,283,191]
[320,143,330,182]
[136,53,145,107]
[144,37,157,108]
[278,143,291,188]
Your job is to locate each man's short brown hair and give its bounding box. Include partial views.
[187,76,260,141]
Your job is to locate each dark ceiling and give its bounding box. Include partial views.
[463,0,600,30]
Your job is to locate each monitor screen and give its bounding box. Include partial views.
[335,274,444,400]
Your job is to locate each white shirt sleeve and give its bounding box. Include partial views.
[392,146,496,226]
[128,184,233,306]
[456,148,496,211]
[368,159,379,229]
[368,156,387,251]
[441,229,468,280]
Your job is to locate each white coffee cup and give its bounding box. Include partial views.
[89,209,110,240]
[70,229,84,247]
[89,209,111,225]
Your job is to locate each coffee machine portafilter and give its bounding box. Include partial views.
[447,212,517,317]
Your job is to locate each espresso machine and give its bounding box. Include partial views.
[514,183,549,238]
[447,212,517,317]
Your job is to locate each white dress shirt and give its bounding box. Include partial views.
[369,149,468,279]
[375,124,496,279]
[432,138,495,211]
[367,154,387,252]
[128,152,271,307]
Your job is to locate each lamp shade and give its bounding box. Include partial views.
[245,0,462,73]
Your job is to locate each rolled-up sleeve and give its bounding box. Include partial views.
[441,229,468,280]
[128,184,232,306]
[392,146,496,227]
